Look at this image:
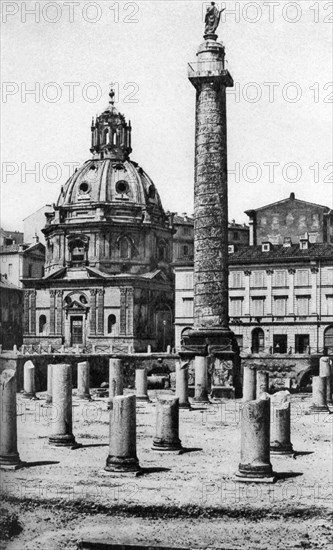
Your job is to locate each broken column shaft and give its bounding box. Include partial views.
[135,368,149,402]
[243,366,256,402]
[77,361,91,400]
[175,362,191,409]
[311,376,329,413]
[270,401,293,455]
[22,360,36,399]
[0,369,22,469]
[108,358,123,405]
[236,396,275,482]
[152,396,182,451]
[48,363,77,447]
[105,394,140,472]
[256,371,269,399]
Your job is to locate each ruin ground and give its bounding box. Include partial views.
[1,390,332,550]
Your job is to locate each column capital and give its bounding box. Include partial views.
[266,269,274,276]
[288,268,296,275]
[244,270,252,277]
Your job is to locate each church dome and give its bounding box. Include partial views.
[57,158,163,212]
[55,88,165,219]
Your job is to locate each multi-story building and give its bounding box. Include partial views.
[22,91,175,351]
[0,229,45,288]
[175,195,333,355]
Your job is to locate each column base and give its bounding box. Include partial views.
[270,442,294,455]
[105,455,141,473]
[234,472,277,484]
[152,438,182,452]
[48,434,78,448]
[0,454,23,470]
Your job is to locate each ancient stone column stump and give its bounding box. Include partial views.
[235,396,276,483]
[152,396,182,452]
[0,369,24,470]
[105,394,140,473]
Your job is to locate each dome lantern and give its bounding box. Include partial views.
[90,87,132,161]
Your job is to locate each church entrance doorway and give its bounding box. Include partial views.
[70,316,84,346]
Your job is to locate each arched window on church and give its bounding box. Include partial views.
[39,315,47,334]
[119,236,131,259]
[107,314,116,334]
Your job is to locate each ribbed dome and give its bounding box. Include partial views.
[57,158,164,212]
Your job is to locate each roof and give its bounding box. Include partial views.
[245,194,331,215]
[229,243,333,264]
[0,275,21,290]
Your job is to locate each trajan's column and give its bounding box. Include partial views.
[181,3,241,397]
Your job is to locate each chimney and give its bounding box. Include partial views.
[290,192,295,200]
[299,233,309,250]
[283,237,292,247]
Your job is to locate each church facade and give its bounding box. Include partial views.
[22,91,175,352]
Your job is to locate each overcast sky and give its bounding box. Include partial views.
[1,0,332,231]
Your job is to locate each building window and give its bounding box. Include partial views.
[183,245,189,256]
[28,264,33,277]
[119,236,131,259]
[232,231,239,240]
[324,326,333,353]
[183,226,191,236]
[326,296,333,316]
[296,296,310,316]
[70,239,86,265]
[231,271,243,288]
[252,327,265,353]
[230,298,243,317]
[107,314,116,333]
[275,270,286,287]
[273,334,287,354]
[295,334,309,354]
[39,315,47,334]
[274,297,287,316]
[182,298,193,318]
[253,271,264,287]
[252,297,265,317]
[8,264,13,275]
[296,269,309,286]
